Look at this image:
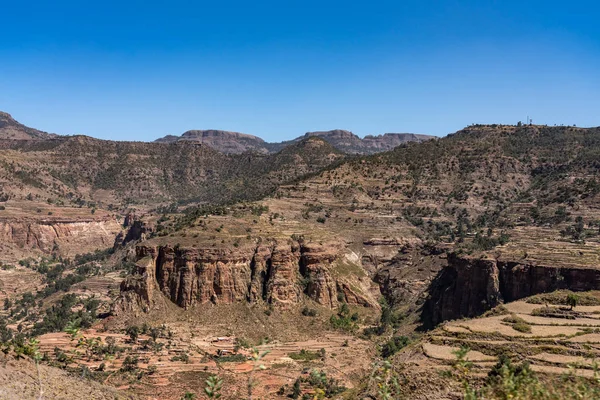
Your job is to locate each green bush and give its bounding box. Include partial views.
[381,336,410,358]
[288,349,321,361]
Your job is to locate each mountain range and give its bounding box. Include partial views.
[0,111,433,154]
[155,128,433,154]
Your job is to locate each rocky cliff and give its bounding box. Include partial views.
[296,130,434,154]
[114,241,378,314]
[422,253,600,328]
[0,217,121,261]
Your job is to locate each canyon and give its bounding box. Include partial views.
[2,117,600,398]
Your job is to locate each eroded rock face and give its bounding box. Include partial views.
[115,240,377,312]
[113,215,154,249]
[423,253,600,328]
[0,217,121,261]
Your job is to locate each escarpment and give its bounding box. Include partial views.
[423,253,600,328]
[0,217,121,261]
[114,241,378,313]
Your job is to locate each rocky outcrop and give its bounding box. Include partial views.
[115,253,156,314]
[423,253,600,328]
[375,245,447,308]
[113,215,153,248]
[0,217,121,261]
[114,241,378,313]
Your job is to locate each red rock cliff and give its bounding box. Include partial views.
[114,240,377,313]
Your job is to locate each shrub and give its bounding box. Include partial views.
[288,349,320,361]
[512,321,532,333]
[381,336,410,358]
[120,355,139,372]
[301,307,317,317]
[502,314,532,333]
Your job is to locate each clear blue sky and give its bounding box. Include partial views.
[1,0,599,141]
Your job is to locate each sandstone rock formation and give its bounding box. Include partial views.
[114,240,378,314]
[296,130,434,154]
[0,217,121,260]
[113,214,154,249]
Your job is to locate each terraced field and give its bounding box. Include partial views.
[421,293,600,378]
[37,325,373,399]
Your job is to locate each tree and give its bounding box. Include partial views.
[292,378,301,399]
[567,293,579,310]
[120,355,138,372]
[339,303,349,317]
[126,325,139,343]
[149,327,161,342]
[64,319,81,340]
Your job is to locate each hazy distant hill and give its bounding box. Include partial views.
[156,128,434,154]
[155,129,269,153]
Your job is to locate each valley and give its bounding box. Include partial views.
[1,115,600,399]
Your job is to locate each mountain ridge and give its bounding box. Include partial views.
[0,111,57,140]
[1,110,433,154]
[155,128,434,154]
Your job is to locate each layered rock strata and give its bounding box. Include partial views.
[0,217,120,260]
[115,241,377,313]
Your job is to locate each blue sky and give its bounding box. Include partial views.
[1,0,599,141]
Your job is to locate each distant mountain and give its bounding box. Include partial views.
[155,129,269,154]
[155,128,434,154]
[1,111,433,154]
[268,129,434,154]
[0,112,56,140]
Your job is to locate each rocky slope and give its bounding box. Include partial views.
[0,112,56,140]
[0,133,343,206]
[156,128,433,154]
[0,354,133,400]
